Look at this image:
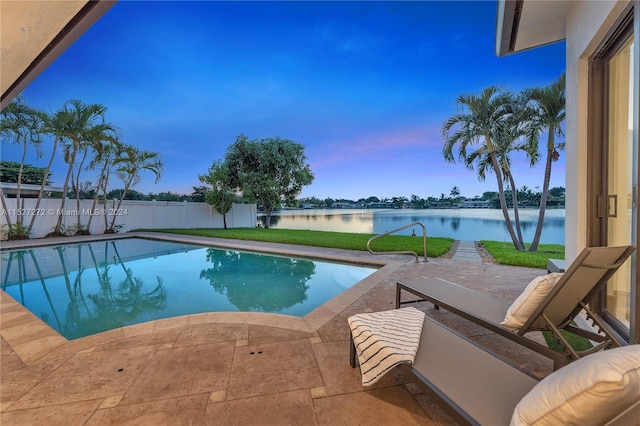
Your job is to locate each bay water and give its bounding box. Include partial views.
[259,208,565,245]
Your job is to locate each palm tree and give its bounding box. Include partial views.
[0,97,43,232]
[108,146,163,232]
[54,100,112,236]
[493,90,540,247]
[29,106,73,236]
[86,134,123,231]
[525,73,566,251]
[442,86,525,250]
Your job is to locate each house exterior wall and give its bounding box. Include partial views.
[564,0,632,260]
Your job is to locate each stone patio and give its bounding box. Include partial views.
[0,233,553,425]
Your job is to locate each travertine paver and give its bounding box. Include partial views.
[0,233,550,425]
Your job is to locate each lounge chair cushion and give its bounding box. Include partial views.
[510,345,640,426]
[501,273,564,330]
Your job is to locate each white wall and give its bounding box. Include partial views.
[564,0,631,260]
[1,199,257,239]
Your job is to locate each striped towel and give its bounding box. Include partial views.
[348,307,425,386]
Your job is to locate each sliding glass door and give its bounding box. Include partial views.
[604,33,636,332]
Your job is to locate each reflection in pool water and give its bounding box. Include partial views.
[1,238,375,340]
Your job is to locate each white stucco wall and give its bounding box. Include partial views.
[1,199,257,239]
[564,0,631,260]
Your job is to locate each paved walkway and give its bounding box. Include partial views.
[1,233,550,425]
[451,240,483,263]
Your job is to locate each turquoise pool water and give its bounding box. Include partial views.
[1,238,376,340]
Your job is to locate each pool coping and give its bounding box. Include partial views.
[0,232,411,364]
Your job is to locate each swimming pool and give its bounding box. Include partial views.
[0,237,376,340]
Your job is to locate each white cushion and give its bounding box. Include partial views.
[501,273,564,330]
[510,345,640,426]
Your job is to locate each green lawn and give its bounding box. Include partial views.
[480,240,565,269]
[136,228,566,269]
[136,227,454,258]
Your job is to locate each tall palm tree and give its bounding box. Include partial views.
[525,73,566,251]
[495,90,541,247]
[28,106,73,236]
[86,134,123,231]
[0,97,43,231]
[54,100,111,236]
[71,120,117,232]
[442,86,525,250]
[108,146,163,232]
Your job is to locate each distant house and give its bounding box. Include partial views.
[460,200,490,209]
[367,202,394,209]
[0,182,63,198]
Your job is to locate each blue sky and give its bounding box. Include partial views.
[7,1,566,200]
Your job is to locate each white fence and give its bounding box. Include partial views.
[1,198,257,239]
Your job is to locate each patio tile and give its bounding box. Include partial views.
[8,346,156,410]
[11,333,67,363]
[173,323,249,347]
[121,342,234,404]
[311,340,408,396]
[0,399,102,426]
[0,335,25,370]
[95,328,182,351]
[86,394,208,425]
[313,385,434,425]
[248,324,316,345]
[409,388,459,425]
[0,355,71,404]
[204,389,317,426]
[226,339,323,400]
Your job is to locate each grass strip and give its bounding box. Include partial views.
[480,240,565,269]
[136,227,454,258]
[543,329,593,353]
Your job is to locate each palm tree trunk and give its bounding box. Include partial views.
[16,139,28,227]
[74,149,89,229]
[529,143,554,252]
[1,187,13,228]
[27,139,58,235]
[108,176,133,231]
[490,152,525,250]
[507,171,525,247]
[87,162,108,230]
[55,157,75,235]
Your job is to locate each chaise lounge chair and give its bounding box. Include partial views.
[396,245,635,370]
[349,310,640,425]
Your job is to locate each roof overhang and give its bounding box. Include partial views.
[496,0,571,57]
[0,0,116,110]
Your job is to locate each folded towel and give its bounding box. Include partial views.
[348,307,425,385]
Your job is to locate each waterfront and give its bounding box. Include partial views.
[259,208,565,245]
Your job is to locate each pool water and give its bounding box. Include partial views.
[1,238,376,340]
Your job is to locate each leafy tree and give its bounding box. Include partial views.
[525,73,566,251]
[199,160,235,229]
[225,135,314,228]
[549,186,565,197]
[190,185,208,202]
[0,161,52,185]
[324,197,335,207]
[442,86,524,250]
[107,188,146,200]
